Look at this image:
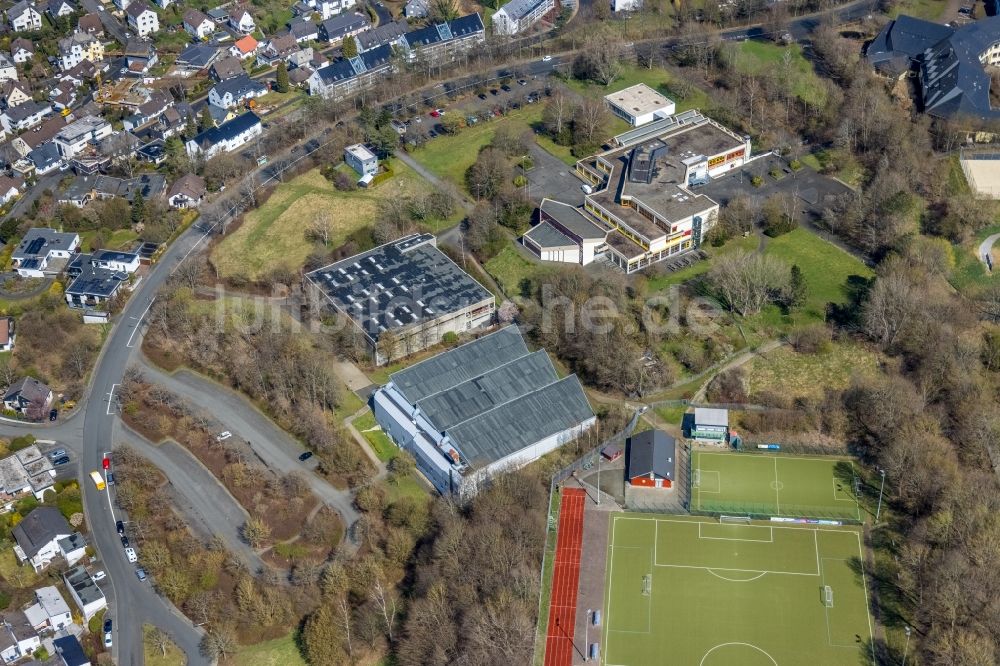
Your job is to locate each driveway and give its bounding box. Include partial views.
[135,359,361,541]
[978,232,1000,270]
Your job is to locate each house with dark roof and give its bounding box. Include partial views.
[1,101,51,133]
[185,110,261,158]
[626,429,676,489]
[209,54,244,81]
[318,11,369,43]
[208,73,267,109]
[46,0,76,20]
[0,609,41,663]
[7,1,42,32]
[289,18,319,43]
[167,173,206,209]
[356,19,408,53]
[258,33,299,66]
[125,0,159,37]
[28,143,62,176]
[399,14,485,62]
[373,326,596,496]
[10,507,82,572]
[866,15,1000,122]
[53,635,90,666]
[523,198,608,266]
[77,13,104,36]
[229,6,255,34]
[64,262,129,309]
[306,233,495,364]
[2,377,53,418]
[63,565,106,621]
[178,43,222,71]
[183,8,215,40]
[11,228,80,277]
[307,42,392,99]
[10,37,34,64]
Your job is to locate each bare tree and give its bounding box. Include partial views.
[371,577,398,642]
[708,249,791,316]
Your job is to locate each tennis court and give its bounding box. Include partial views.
[602,514,874,666]
[693,451,862,520]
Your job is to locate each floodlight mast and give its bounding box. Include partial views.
[875,468,886,523]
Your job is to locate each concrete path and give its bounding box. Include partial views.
[135,358,361,545]
[978,232,1000,270]
[119,424,269,574]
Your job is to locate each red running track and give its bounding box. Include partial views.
[544,487,586,666]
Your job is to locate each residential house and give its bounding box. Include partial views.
[209,55,244,81]
[183,8,215,39]
[88,249,141,273]
[24,587,71,632]
[356,19,407,53]
[0,317,14,353]
[113,0,131,9]
[53,635,90,666]
[53,115,112,158]
[126,0,159,37]
[286,47,313,69]
[0,55,16,83]
[320,0,356,18]
[11,116,67,158]
[288,65,313,88]
[0,176,23,205]
[64,261,128,309]
[123,38,158,74]
[177,43,221,72]
[167,173,206,208]
[229,6,255,34]
[345,143,376,177]
[58,32,104,72]
[77,12,103,35]
[404,0,428,18]
[0,610,40,663]
[398,14,485,63]
[63,566,106,621]
[48,81,78,112]
[208,73,266,109]
[28,143,62,174]
[11,507,82,572]
[307,42,391,99]
[46,0,75,19]
[3,100,53,132]
[289,18,318,43]
[9,38,33,64]
[186,110,261,158]
[492,0,554,35]
[11,229,79,276]
[258,33,298,66]
[0,81,31,110]
[318,11,369,43]
[7,1,42,32]
[0,446,56,509]
[230,34,258,59]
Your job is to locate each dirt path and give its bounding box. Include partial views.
[690,339,786,403]
[978,232,1000,270]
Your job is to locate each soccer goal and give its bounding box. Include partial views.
[693,469,701,488]
[823,585,834,608]
[641,574,652,597]
[720,515,751,524]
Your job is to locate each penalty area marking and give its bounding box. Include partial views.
[705,569,767,582]
[699,642,778,666]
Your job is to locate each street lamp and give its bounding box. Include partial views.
[902,625,911,666]
[875,468,886,523]
[584,609,591,661]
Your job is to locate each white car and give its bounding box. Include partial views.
[215,431,232,442]
[104,631,112,648]
[125,547,137,563]
[91,570,106,581]
[542,55,552,62]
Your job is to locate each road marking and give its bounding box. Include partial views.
[125,297,155,348]
[106,384,120,416]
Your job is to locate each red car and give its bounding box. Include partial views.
[429,108,444,117]
[102,457,110,470]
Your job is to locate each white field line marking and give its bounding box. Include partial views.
[698,522,774,543]
[125,297,155,348]
[814,529,822,576]
[705,569,767,582]
[106,384,120,416]
[605,515,616,645]
[699,642,778,666]
[831,477,858,502]
[654,562,819,576]
[856,530,877,666]
[654,518,658,566]
[615,516,857,536]
[774,456,781,514]
[699,469,721,494]
[696,452,858,464]
[604,546,652,636]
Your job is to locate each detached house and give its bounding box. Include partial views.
[0,317,15,353]
[318,0,355,19]
[64,261,129,309]
[78,12,103,36]
[183,8,215,39]
[1,101,50,133]
[11,229,79,276]
[63,566,106,621]
[10,38,33,64]
[230,35,259,60]
[167,173,206,209]
[318,11,369,43]
[46,0,75,19]
[289,19,318,43]
[0,81,31,110]
[186,110,261,158]
[0,610,40,663]
[2,377,53,417]
[126,0,159,37]
[209,55,243,81]
[258,33,298,66]
[0,176,23,206]
[24,586,72,632]
[7,1,42,32]
[0,55,17,83]
[11,507,83,572]
[208,73,266,109]
[54,115,113,158]
[229,6,255,34]
[58,32,104,71]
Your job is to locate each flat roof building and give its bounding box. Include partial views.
[373,326,596,496]
[306,233,494,365]
[604,83,676,127]
[692,407,728,442]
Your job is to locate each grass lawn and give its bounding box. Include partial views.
[79,228,140,253]
[646,234,759,292]
[483,244,541,298]
[143,624,187,666]
[949,224,1000,294]
[384,472,430,503]
[764,228,873,323]
[800,148,864,189]
[724,41,827,106]
[229,633,305,666]
[354,411,398,462]
[654,405,687,428]
[743,341,882,403]
[212,162,438,280]
[563,64,712,117]
[0,548,40,588]
[889,0,946,20]
[604,514,874,665]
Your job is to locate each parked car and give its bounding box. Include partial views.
[542,55,552,62]
[48,409,57,421]
[518,79,528,86]
[116,520,125,535]
[135,567,147,581]
[103,618,112,648]
[49,449,66,459]
[120,535,129,548]
[103,618,112,633]
[106,473,114,486]
[478,93,487,100]
[298,451,313,462]
[501,84,511,92]
[429,108,443,117]
[92,570,106,582]
[52,456,70,466]
[125,548,137,563]
[215,431,232,442]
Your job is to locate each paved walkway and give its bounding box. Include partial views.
[978,232,1000,270]
[394,150,473,214]
[690,339,786,403]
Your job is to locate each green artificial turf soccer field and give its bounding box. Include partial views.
[602,514,875,666]
[693,452,862,521]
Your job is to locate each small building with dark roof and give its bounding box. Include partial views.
[522,198,609,266]
[185,111,261,158]
[53,634,91,666]
[305,233,494,365]
[11,506,74,571]
[626,429,676,489]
